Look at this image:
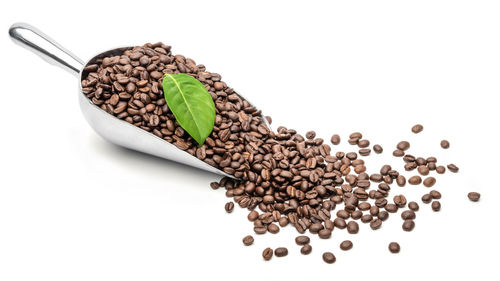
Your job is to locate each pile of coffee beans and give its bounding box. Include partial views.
[81,43,479,264]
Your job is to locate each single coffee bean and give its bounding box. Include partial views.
[418,165,430,176]
[306,131,316,139]
[373,144,383,154]
[358,139,370,148]
[254,226,267,234]
[225,202,234,213]
[242,235,254,246]
[361,214,373,223]
[209,182,219,189]
[436,165,446,174]
[396,141,410,151]
[408,201,419,211]
[393,149,405,157]
[447,164,459,173]
[385,203,398,213]
[440,140,450,149]
[349,132,362,139]
[347,221,359,234]
[380,164,392,175]
[351,210,363,220]
[396,175,406,186]
[430,190,442,199]
[423,177,436,187]
[334,218,347,229]
[331,134,341,145]
[322,252,336,264]
[295,235,310,245]
[262,247,273,260]
[431,201,441,211]
[274,247,288,257]
[359,148,371,156]
[248,210,259,221]
[370,219,382,230]
[340,240,353,251]
[402,219,415,231]
[411,124,423,134]
[468,192,481,202]
[389,242,400,253]
[318,229,332,239]
[268,223,280,234]
[422,194,432,203]
[378,211,389,221]
[401,210,416,220]
[393,195,407,207]
[408,175,422,185]
[301,244,312,255]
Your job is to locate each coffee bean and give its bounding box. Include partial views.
[334,218,347,229]
[347,221,359,234]
[401,210,416,220]
[423,177,436,187]
[378,211,389,221]
[242,235,254,246]
[440,140,450,149]
[254,226,267,234]
[248,210,259,221]
[301,244,312,255]
[396,175,406,187]
[361,214,373,223]
[306,131,316,139]
[418,165,430,176]
[262,247,273,260]
[389,242,400,253]
[447,164,459,173]
[430,190,441,199]
[431,201,441,211]
[402,219,415,231]
[370,219,382,230]
[436,165,446,174]
[411,124,423,134]
[295,235,310,245]
[340,240,353,251]
[393,149,405,157]
[274,247,288,257]
[225,202,234,213]
[358,139,370,148]
[359,148,371,156]
[331,134,341,145]
[267,223,280,234]
[318,229,332,239]
[397,141,410,151]
[322,252,336,264]
[408,175,422,185]
[393,195,407,207]
[373,144,383,154]
[385,203,398,213]
[210,182,220,190]
[408,201,419,211]
[349,132,362,139]
[468,192,481,202]
[422,194,432,204]
[351,210,362,220]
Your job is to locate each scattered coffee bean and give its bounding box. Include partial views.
[447,164,459,173]
[431,201,441,211]
[408,175,422,185]
[248,210,259,221]
[359,148,371,156]
[440,140,450,149]
[301,244,312,255]
[408,201,420,211]
[318,229,332,239]
[401,210,416,220]
[347,221,359,234]
[378,211,389,221]
[423,177,436,187]
[389,242,400,253]
[274,247,288,257]
[340,240,353,251]
[418,165,430,176]
[322,252,336,264]
[396,175,406,187]
[393,195,407,207]
[402,219,415,231]
[430,190,442,199]
[397,141,410,151]
[422,194,432,203]
[242,235,254,246]
[436,165,446,174]
[370,219,383,230]
[358,139,370,148]
[411,124,423,134]
[306,131,316,139]
[393,149,405,157]
[295,235,310,245]
[331,134,341,145]
[268,223,280,234]
[225,202,234,213]
[468,192,481,202]
[262,248,273,260]
[373,144,383,154]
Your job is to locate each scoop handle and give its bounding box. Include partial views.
[9,22,84,77]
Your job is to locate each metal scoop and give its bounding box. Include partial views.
[9,22,266,178]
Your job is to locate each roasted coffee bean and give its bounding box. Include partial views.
[402,219,415,231]
[378,211,389,221]
[210,182,220,190]
[430,190,442,199]
[359,148,371,156]
[351,210,363,220]
[408,201,419,211]
[301,244,312,255]
[423,177,436,187]
[274,247,288,257]
[322,252,336,264]
[340,240,353,251]
[447,164,459,173]
[436,165,446,174]
[248,210,259,221]
[422,194,432,203]
[393,195,407,207]
[396,141,410,151]
[440,140,450,149]
[347,221,359,234]
[242,235,254,246]
[396,175,406,187]
[268,223,280,234]
[331,134,341,145]
[418,165,430,176]
[295,235,310,245]
[225,202,234,213]
[358,139,370,148]
[389,242,400,253]
[392,149,405,157]
[408,175,422,185]
[254,226,267,234]
[373,144,383,154]
[411,124,423,134]
[431,201,441,211]
[385,204,398,213]
[401,210,416,220]
[310,223,324,234]
[334,218,347,229]
[306,131,316,139]
[361,214,373,223]
[262,247,273,260]
[468,192,481,202]
[318,229,332,239]
[370,219,382,230]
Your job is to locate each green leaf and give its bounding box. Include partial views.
[162,73,215,145]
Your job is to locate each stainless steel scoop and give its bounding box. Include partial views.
[9,22,266,178]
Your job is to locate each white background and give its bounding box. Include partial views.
[1,1,499,280]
